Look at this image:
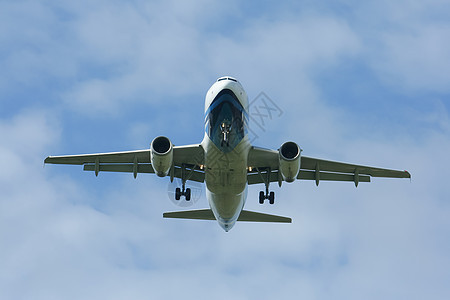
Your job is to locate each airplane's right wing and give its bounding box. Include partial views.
[45,144,205,182]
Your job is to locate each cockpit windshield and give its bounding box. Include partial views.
[205,89,247,152]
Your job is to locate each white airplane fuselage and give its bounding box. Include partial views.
[201,77,251,231]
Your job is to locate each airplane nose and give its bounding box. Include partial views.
[219,220,235,232]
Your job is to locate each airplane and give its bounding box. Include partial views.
[45,76,411,232]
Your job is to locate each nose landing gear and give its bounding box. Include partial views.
[220,121,232,147]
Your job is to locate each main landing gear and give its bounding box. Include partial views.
[257,167,275,205]
[174,163,195,201]
[259,190,275,204]
[175,186,191,201]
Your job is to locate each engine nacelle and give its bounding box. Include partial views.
[151,136,173,177]
[279,141,301,182]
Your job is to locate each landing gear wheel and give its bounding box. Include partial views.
[269,191,275,204]
[185,188,191,201]
[259,191,265,204]
[175,187,181,200]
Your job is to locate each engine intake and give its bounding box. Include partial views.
[151,136,173,177]
[279,141,301,182]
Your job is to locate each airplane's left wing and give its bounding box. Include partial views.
[247,146,410,186]
[44,144,205,182]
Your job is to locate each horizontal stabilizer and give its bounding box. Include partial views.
[163,209,215,220]
[238,210,292,223]
[163,209,292,223]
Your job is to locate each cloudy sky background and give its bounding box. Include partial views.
[1,0,449,299]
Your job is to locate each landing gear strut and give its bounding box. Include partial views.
[257,167,275,204]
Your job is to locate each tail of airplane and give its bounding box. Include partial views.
[163,209,292,223]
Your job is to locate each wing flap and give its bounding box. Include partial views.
[84,163,155,174]
[298,170,371,182]
[247,170,370,185]
[84,164,205,182]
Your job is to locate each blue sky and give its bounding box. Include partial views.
[1,0,449,299]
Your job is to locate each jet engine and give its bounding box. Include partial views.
[151,136,173,177]
[279,141,301,182]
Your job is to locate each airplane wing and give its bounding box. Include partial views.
[44,144,205,182]
[247,146,410,186]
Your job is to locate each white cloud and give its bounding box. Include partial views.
[0,1,79,91]
[346,0,450,93]
[374,25,450,93]
[2,0,363,116]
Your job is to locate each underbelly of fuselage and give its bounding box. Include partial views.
[201,135,251,230]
